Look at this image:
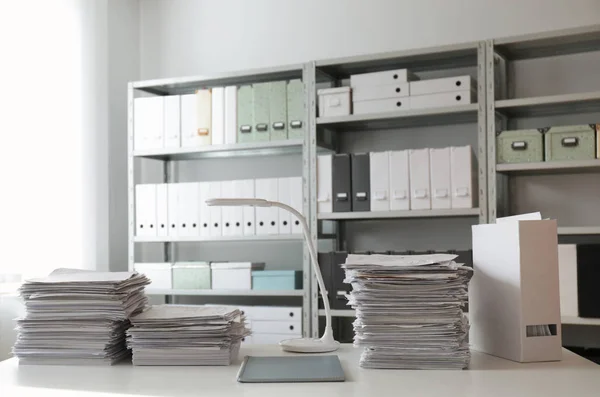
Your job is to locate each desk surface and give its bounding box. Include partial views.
[1,345,599,397]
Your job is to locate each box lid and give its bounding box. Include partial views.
[210,262,265,270]
[134,263,171,270]
[173,262,210,269]
[547,124,595,135]
[251,270,301,277]
[317,87,351,95]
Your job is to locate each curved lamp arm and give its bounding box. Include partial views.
[205,198,335,344]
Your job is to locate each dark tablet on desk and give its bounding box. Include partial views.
[237,355,345,383]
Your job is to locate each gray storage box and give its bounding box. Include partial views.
[172,262,211,290]
[496,129,545,164]
[545,124,596,162]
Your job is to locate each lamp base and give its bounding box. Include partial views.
[279,337,341,353]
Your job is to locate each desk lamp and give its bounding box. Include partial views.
[206,198,340,353]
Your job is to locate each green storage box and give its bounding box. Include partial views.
[251,270,302,291]
[269,81,288,141]
[237,85,254,143]
[172,262,211,290]
[253,82,271,142]
[286,79,305,140]
[545,124,596,162]
[496,129,545,164]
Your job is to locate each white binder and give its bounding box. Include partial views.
[196,89,212,146]
[241,179,256,236]
[211,87,225,146]
[135,184,157,237]
[178,183,200,237]
[408,149,431,210]
[389,150,410,211]
[167,184,179,237]
[558,244,578,318]
[255,178,279,235]
[450,145,477,209]
[208,181,222,237]
[163,95,181,149]
[429,147,452,209]
[409,76,472,96]
[221,180,235,237]
[317,155,333,214]
[134,97,164,150]
[289,176,303,234]
[224,86,237,145]
[277,177,292,234]
[369,152,390,211]
[155,184,169,237]
[231,180,245,236]
[198,182,211,237]
[180,94,198,148]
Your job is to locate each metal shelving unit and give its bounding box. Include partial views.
[146,289,304,297]
[128,63,313,337]
[318,208,480,221]
[308,42,488,338]
[133,235,303,243]
[487,25,600,233]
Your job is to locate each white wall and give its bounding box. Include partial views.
[139,0,600,79]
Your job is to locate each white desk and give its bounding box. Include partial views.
[1,345,598,397]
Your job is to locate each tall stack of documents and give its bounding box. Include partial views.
[343,254,473,369]
[13,269,150,365]
[127,305,250,366]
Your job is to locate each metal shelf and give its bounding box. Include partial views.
[133,140,305,160]
[146,289,304,297]
[132,64,303,95]
[561,316,600,326]
[496,160,600,175]
[495,91,600,118]
[316,42,479,77]
[134,235,303,243]
[558,227,600,236]
[318,309,356,318]
[316,104,478,130]
[494,24,600,60]
[318,208,480,221]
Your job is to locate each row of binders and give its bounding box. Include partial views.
[134,80,305,151]
[317,146,477,213]
[318,71,475,117]
[135,177,303,238]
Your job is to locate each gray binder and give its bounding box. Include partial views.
[351,153,370,212]
[332,154,352,212]
[237,355,345,383]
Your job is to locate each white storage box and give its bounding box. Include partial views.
[210,262,265,290]
[410,90,474,110]
[134,263,172,290]
[252,333,302,344]
[471,213,562,363]
[410,76,473,96]
[252,320,301,335]
[353,98,409,115]
[408,149,431,210]
[350,69,417,86]
[317,87,351,117]
[450,145,478,209]
[242,306,302,321]
[352,83,409,101]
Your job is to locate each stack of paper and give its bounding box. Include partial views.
[13,269,150,365]
[127,305,250,366]
[343,254,473,369]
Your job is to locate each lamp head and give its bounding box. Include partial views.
[205,198,271,207]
